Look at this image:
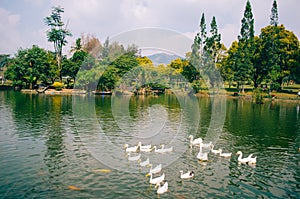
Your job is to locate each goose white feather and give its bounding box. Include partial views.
[219,149,232,158]
[156,182,168,194]
[139,157,150,167]
[248,156,257,164]
[202,141,212,148]
[127,153,141,161]
[138,142,152,152]
[236,151,255,164]
[179,170,194,179]
[148,164,162,174]
[197,142,208,161]
[147,173,165,185]
[153,146,172,153]
[189,135,202,146]
[160,144,173,152]
[124,144,139,153]
[210,145,221,154]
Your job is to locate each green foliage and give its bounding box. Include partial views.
[229,0,255,92]
[4,45,53,89]
[44,6,72,81]
[270,81,281,91]
[259,25,300,89]
[97,52,139,91]
[0,54,10,70]
[252,88,264,104]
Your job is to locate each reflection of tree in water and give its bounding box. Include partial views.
[43,96,67,185]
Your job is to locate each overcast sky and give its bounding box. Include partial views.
[0,0,299,56]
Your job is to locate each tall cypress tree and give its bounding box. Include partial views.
[270,0,279,26]
[190,13,207,72]
[234,0,255,92]
[203,16,222,87]
[205,16,221,62]
[199,13,207,57]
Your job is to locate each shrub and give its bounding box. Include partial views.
[52,82,64,91]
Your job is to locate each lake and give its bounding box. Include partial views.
[0,91,299,198]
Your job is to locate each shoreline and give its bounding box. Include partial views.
[12,88,300,103]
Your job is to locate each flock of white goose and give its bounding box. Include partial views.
[123,135,257,195]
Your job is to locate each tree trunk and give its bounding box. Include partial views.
[241,83,245,93]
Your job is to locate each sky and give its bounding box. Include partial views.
[0,0,299,56]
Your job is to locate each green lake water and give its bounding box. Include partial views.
[0,91,300,198]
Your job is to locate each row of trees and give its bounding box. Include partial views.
[1,0,300,93]
[185,0,300,92]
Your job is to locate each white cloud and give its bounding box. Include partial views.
[0,8,23,54]
[0,0,299,55]
[220,24,240,48]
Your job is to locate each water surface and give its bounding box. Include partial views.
[0,91,299,198]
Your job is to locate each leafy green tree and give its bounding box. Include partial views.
[0,54,10,71]
[70,38,83,53]
[45,51,59,84]
[223,41,238,88]
[5,45,51,89]
[259,25,300,90]
[44,6,72,82]
[251,36,268,88]
[97,52,139,91]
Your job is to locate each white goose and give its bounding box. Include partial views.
[148,164,162,174]
[219,149,232,158]
[197,142,208,161]
[156,181,168,194]
[179,170,194,179]
[202,141,212,149]
[161,144,173,152]
[124,144,139,153]
[210,145,221,154]
[189,135,202,147]
[146,173,165,185]
[127,153,141,161]
[236,151,255,164]
[138,142,152,152]
[248,156,257,164]
[153,145,170,153]
[139,157,150,167]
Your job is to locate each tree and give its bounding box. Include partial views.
[5,46,51,89]
[259,25,300,90]
[270,0,279,27]
[0,54,10,71]
[223,41,238,88]
[102,36,110,59]
[251,36,268,88]
[70,38,83,53]
[81,34,102,59]
[44,6,72,82]
[190,13,207,71]
[205,16,221,61]
[234,0,255,92]
[199,13,207,58]
[97,52,139,91]
[203,16,222,88]
[137,56,153,66]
